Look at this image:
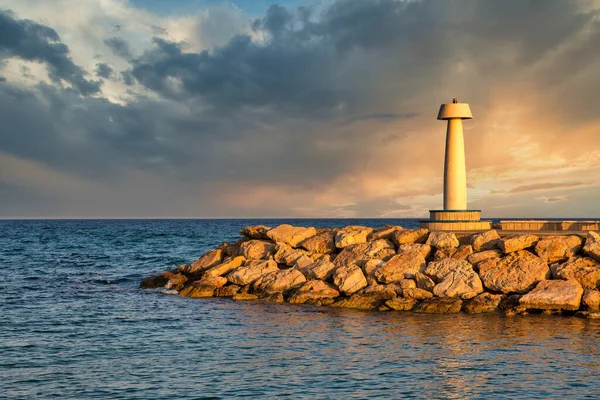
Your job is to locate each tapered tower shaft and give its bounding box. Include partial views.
[443,118,467,210]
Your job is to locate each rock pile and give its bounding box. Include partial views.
[140,224,600,318]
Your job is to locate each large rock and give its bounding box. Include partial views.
[364,239,396,260]
[140,270,186,289]
[452,245,474,260]
[403,287,433,300]
[273,243,309,266]
[215,285,241,297]
[239,225,270,240]
[414,271,435,291]
[333,240,395,269]
[398,243,432,259]
[362,259,384,285]
[361,284,398,301]
[298,231,337,254]
[478,250,550,294]
[433,267,484,298]
[551,256,600,290]
[368,225,403,241]
[413,297,463,314]
[467,249,501,267]
[470,230,500,252]
[426,232,459,249]
[227,259,279,286]
[463,293,503,314]
[183,249,224,273]
[267,224,317,247]
[293,255,314,270]
[385,298,417,311]
[204,256,246,277]
[582,290,600,311]
[335,226,374,249]
[423,258,470,282]
[252,268,306,294]
[498,235,539,254]
[534,235,583,264]
[239,240,276,260]
[583,231,600,262]
[331,294,382,310]
[179,276,227,297]
[374,251,426,283]
[288,280,340,304]
[217,239,247,258]
[333,265,368,295]
[392,228,429,245]
[519,280,584,311]
[302,258,337,281]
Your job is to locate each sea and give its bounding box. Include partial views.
[1,219,599,399]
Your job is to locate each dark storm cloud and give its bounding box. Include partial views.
[104,36,133,59]
[0,11,101,95]
[120,70,134,85]
[95,62,113,78]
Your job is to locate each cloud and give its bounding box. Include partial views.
[492,181,592,194]
[104,36,133,59]
[95,62,113,78]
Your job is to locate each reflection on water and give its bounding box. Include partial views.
[1,219,599,399]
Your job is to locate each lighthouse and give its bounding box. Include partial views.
[420,99,491,231]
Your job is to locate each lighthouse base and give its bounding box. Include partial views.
[420,210,491,231]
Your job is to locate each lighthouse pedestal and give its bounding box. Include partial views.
[421,210,491,231]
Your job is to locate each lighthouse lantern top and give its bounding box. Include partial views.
[437,98,473,120]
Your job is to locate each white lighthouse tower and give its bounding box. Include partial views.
[421,98,491,231]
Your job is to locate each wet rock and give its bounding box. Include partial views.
[165,273,189,291]
[414,272,435,292]
[583,231,600,262]
[398,243,432,259]
[303,258,338,281]
[362,284,398,301]
[298,231,337,254]
[534,235,583,264]
[385,298,417,311]
[367,225,403,241]
[204,256,246,278]
[374,251,426,283]
[239,240,276,260]
[288,280,340,304]
[498,235,539,254]
[478,250,550,294]
[519,279,584,311]
[273,243,309,266]
[239,225,271,240]
[413,297,463,314]
[467,249,501,268]
[179,276,227,298]
[227,259,279,286]
[470,230,500,252]
[551,256,600,290]
[392,228,429,245]
[215,285,241,297]
[335,226,374,249]
[426,231,459,249]
[331,294,383,310]
[252,268,306,294]
[183,249,224,274]
[232,292,259,301]
[267,224,317,247]
[463,293,503,314]
[140,271,184,289]
[259,293,284,303]
[403,288,433,300]
[582,290,600,311]
[333,265,368,295]
[575,311,600,319]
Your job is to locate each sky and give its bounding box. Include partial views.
[1,0,600,219]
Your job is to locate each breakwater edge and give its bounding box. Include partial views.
[142,224,600,318]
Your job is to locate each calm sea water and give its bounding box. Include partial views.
[1,219,599,399]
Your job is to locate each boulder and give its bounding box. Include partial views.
[232,292,259,301]
[362,259,384,285]
[333,240,395,269]
[534,235,583,264]
[367,225,403,241]
[333,265,368,295]
[332,243,370,268]
[433,267,484,298]
[582,290,600,311]
[575,311,600,319]
[362,284,398,301]
[551,256,600,290]
[259,293,285,303]
[288,280,340,304]
[267,224,317,247]
[293,255,314,270]
[273,243,309,266]
[470,230,500,252]
[140,271,186,289]
[583,231,600,262]
[239,225,271,240]
[239,240,276,260]
[413,297,463,314]
[498,235,539,254]
[303,258,338,281]
[298,231,337,254]
[217,239,247,258]
[392,228,429,245]
[466,249,501,267]
[462,293,503,314]
[374,251,426,283]
[426,231,459,249]
[433,247,456,261]
[519,280,584,311]
[395,279,417,290]
[215,285,241,297]
[398,243,432,259]
[478,250,550,294]
[414,272,435,292]
[227,259,279,286]
[204,256,246,278]
[364,239,396,261]
[331,293,384,310]
[452,245,474,260]
[252,268,306,294]
[423,258,471,282]
[385,298,417,311]
[403,288,433,300]
[183,249,224,274]
[335,226,374,249]
[179,276,227,298]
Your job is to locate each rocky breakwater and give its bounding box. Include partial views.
[140,225,600,318]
